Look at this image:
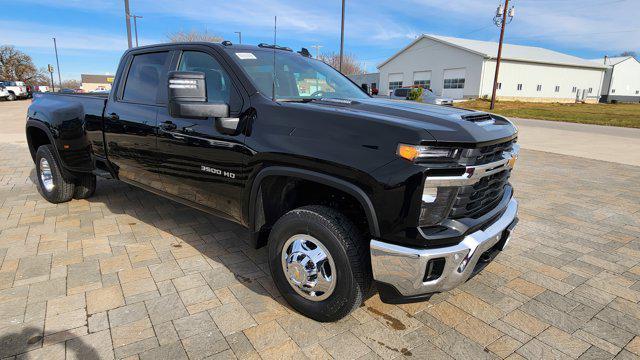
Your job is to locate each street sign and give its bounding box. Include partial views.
[47,64,54,73]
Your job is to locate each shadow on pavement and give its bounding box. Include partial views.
[0,326,100,359]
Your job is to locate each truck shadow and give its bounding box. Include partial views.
[0,326,101,359]
[27,169,319,314]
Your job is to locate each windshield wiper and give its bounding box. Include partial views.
[275,98,316,103]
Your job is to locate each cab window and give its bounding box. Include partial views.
[122,51,170,104]
[178,51,241,113]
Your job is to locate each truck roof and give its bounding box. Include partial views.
[127,42,297,53]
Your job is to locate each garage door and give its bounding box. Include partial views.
[388,73,403,95]
[413,71,431,89]
[442,68,466,99]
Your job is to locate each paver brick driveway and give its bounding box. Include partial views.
[1,136,640,359]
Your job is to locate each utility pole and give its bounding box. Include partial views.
[234,31,242,44]
[339,0,345,72]
[124,0,133,48]
[131,15,143,47]
[489,0,515,110]
[53,38,62,89]
[311,45,323,59]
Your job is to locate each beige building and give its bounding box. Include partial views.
[378,34,607,103]
[80,74,114,92]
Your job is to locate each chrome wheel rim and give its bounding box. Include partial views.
[281,234,336,301]
[39,158,54,192]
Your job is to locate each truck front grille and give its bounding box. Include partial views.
[460,139,515,166]
[450,170,511,218]
[450,139,515,218]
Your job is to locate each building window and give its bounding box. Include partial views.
[413,80,431,89]
[444,78,465,89]
[516,84,523,91]
[536,85,542,92]
[611,89,615,93]
[572,86,577,93]
[636,90,639,94]
[388,81,403,91]
[555,86,560,93]
[588,88,593,94]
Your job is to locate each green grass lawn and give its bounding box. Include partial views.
[454,99,640,128]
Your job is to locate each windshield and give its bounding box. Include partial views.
[227,49,368,101]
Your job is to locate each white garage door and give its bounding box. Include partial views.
[442,68,466,99]
[388,73,404,94]
[413,71,431,89]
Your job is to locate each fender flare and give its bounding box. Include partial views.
[25,118,58,161]
[248,166,380,237]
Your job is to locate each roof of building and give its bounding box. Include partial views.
[378,34,607,70]
[588,56,636,67]
[81,74,114,84]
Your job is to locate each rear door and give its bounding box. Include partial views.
[156,47,248,222]
[104,50,173,189]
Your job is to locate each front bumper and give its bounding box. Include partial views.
[370,197,518,303]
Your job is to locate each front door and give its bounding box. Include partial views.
[156,49,248,222]
[104,50,173,189]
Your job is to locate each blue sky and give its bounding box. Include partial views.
[3,0,639,80]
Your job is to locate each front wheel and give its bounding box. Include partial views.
[7,93,16,101]
[268,205,371,322]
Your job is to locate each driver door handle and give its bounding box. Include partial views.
[108,113,119,121]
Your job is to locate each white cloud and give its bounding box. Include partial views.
[0,20,128,51]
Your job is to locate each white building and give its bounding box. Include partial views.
[378,34,607,103]
[590,56,640,103]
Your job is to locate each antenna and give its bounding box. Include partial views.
[272,16,277,101]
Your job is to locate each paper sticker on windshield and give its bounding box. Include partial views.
[235,52,257,60]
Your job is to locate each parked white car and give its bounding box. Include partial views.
[0,85,10,100]
[0,81,29,100]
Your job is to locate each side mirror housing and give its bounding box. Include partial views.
[167,71,230,119]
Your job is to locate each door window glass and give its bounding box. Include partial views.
[123,52,170,104]
[178,51,240,111]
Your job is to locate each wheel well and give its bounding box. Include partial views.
[254,176,371,248]
[26,126,51,161]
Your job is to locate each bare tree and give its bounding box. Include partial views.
[60,79,81,89]
[318,52,365,76]
[167,30,223,43]
[0,45,48,83]
[616,51,638,60]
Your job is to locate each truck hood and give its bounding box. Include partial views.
[308,97,517,145]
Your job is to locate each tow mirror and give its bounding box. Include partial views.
[167,71,230,119]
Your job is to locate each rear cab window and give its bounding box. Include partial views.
[122,52,171,104]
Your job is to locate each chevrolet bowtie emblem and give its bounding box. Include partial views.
[507,154,518,168]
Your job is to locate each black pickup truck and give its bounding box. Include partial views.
[26,41,519,321]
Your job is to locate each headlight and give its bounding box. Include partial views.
[397,144,460,162]
[419,186,458,226]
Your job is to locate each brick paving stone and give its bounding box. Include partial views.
[320,331,371,360]
[173,311,216,339]
[108,302,148,327]
[86,285,125,314]
[209,301,257,336]
[2,133,640,360]
[139,341,188,360]
[145,293,189,325]
[537,326,590,358]
[66,329,114,360]
[111,317,155,348]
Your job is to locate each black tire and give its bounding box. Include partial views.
[7,92,16,101]
[268,205,372,322]
[35,145,75,203]
[74,174,96,199]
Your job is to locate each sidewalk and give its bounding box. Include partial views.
[511,118,640,166]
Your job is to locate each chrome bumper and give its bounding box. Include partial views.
[370,198,518,297]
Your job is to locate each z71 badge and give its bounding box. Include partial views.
[201,166,236,179]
